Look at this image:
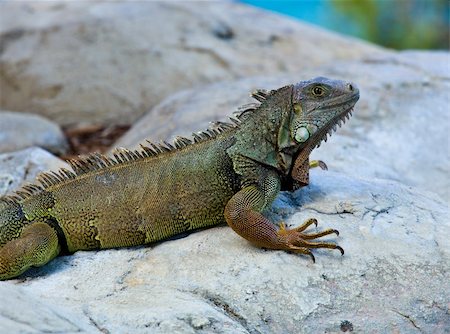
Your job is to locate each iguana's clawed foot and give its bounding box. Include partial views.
[309,160,328,171]
[277,219,343,262]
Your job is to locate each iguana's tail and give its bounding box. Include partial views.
[0,199,60,280]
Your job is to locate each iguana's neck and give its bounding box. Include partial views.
[231,85,295,174]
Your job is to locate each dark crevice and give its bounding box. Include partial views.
[189,289,254,334]
[392,309,422,333]
[0,29,26,54]
[83,308,110,334]
[45,217,69,254]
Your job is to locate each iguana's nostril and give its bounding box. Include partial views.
[347,83,354,92]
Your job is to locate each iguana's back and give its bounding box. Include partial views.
[25,133,240,252]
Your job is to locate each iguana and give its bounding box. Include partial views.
[0,77,359,280]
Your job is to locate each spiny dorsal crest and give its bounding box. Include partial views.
[0,89,274,204]
[232,88,277,120]
[251,88,271,102]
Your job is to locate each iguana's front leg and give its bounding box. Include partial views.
[224,167,343,261]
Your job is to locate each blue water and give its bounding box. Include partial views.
[241,0,360,38]
[243,0,330,24]
[241,0,449,49]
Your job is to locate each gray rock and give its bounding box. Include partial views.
[114,50,450,203]
[0,284,95,333]
[0,110,68,154]
[2,171,448,333]
[0,1,384,126]
[0,147,68,197]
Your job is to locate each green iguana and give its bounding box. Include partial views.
[0,77,359,280]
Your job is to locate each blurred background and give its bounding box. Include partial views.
[242,0,449,50]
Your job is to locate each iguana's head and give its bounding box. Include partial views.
[289,77,359,148]
[269,77,359,182]
[230,77,359,179]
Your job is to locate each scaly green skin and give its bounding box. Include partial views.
[0,77,359,280]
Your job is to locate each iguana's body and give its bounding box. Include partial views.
[0,77,359,280]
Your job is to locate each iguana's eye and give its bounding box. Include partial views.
[312,86,324,97]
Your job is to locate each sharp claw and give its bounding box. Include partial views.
[333,229,339,236]
[312,219,318,227]
[336,246,344,256]
[309,252,316,263]
[318,161,328,170]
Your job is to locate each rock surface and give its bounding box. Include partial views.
[0,284,94,333]
[1,169,448,333]
[0,1,384,126]
[115,50,450,203]
[0,110,68,154]
[0,147,68,197]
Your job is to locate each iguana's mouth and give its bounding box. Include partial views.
[314,106,354,148]
[312,93,359,148]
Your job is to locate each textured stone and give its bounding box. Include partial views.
[0,1,384,126]
[0,110,68,154]
[0,284,95,333]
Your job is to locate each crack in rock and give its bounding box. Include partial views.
[392,309,422,333]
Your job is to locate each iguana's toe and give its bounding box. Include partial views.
[309,160,328,170]
[276,218,344,260]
